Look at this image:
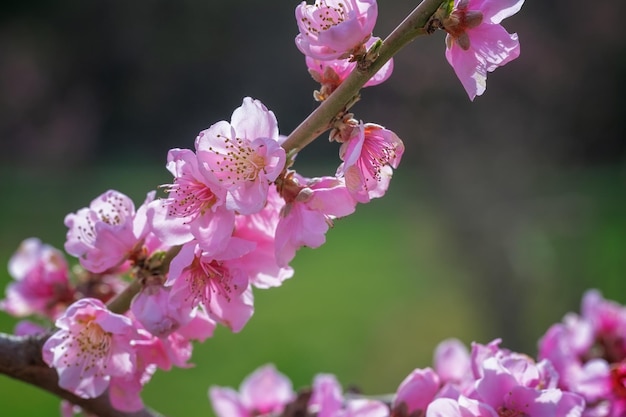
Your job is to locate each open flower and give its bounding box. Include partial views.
[64,190,141,273]
[151,147,235,254]
[195,97,286,215]
[337,122,404,203]
[42,298,138,399]
[1,238,74,319]
[295,0,378,60]
[443,0,524,100]
[166,239,255,332]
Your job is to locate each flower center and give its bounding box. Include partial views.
[360,127,398,185]
[185,257,239,307]
[62,317,112,375]
[301,1,348,35]
[207,135,268,185]
[164,177,218,220]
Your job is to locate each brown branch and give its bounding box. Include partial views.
[0,331,165,417]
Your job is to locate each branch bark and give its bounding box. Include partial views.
[0,331,165,417]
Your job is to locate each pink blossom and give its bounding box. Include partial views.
[195,97,286,215]
[130,282,192,338]
[309,374,344,417]
[167,240,255,332]
[0,238,74,319]
[392,367,440,415]
[421,339,585,416]
[538,290,626,416]
[306,37,393,99]
[337,123,404,203]
[434,338,471,384]
[209,364,295,417]
[295,0,378,60]
[443,0,524,100]
[64,190,142,273]
[42,298,138,399]
[275,174,357,267]
[154,147,235,253]
[471,356,584,416]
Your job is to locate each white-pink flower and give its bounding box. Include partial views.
[209,364,295,417]
[0,238,74,319]
[295,0,378,60]
[166,240,255,332]
[195,97,286,215]
[443,0,524,100]
[42,298,138,399]
[337,123,404,203]
[64,190,141,273]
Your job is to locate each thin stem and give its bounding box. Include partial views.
[281,0,447,154]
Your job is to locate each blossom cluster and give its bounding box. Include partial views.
[210,290,626,417]
[0,0,525,415]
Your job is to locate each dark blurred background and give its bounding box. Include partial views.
[1,0,625,416]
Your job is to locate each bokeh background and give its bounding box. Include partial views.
[1,0,625,415]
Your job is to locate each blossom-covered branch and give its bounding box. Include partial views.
[0,0,526,415]
[281,0,447,154]
[0,332,163,417]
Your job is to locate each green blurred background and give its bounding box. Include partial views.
[1,0,625,416]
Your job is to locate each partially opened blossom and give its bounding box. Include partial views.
[195,97,286,215]
[434,338,471,385]
[209,364,295,417]
[309,374,344,417]
[42,298,138,399]
[443,0,524,100]
[130,282,191,338]
[295,0,378,60]
[275,174,357,267]
[64,190,141,273]
[392,367,440,416]
[0,238,74,319]
[167,240,255,332]
[337,122,404,203]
